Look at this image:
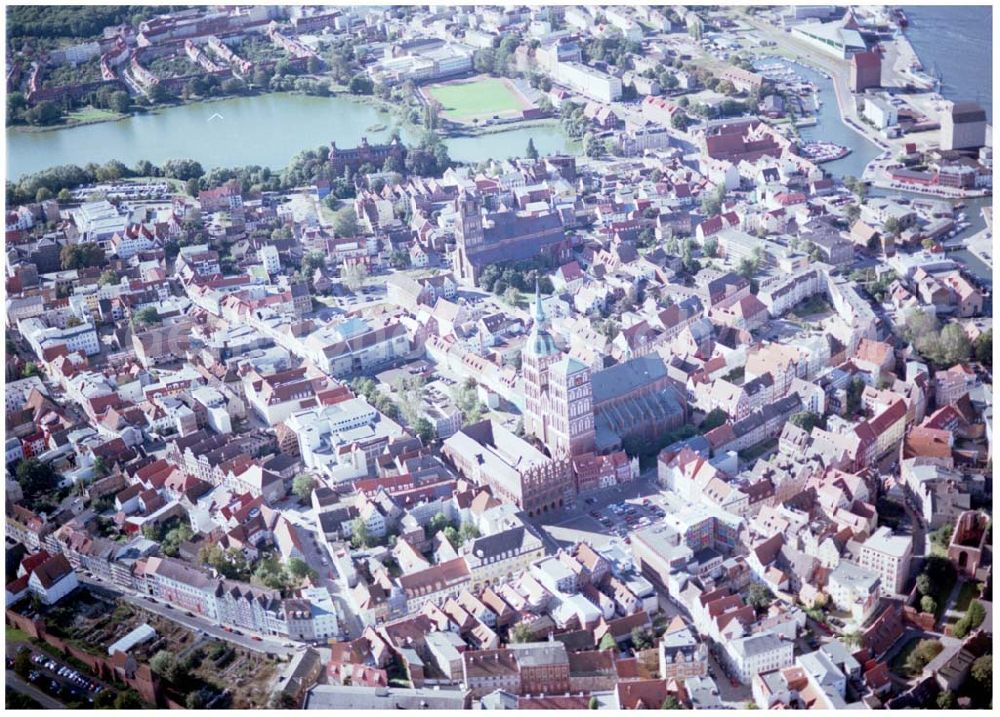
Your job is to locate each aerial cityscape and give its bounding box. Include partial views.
[3,3,993,711]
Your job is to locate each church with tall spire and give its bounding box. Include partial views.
[522,284,596,459]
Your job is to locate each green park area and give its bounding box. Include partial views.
[425,77,525,121]
[65,106,125,123]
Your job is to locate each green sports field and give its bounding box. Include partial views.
[424,77,526,121]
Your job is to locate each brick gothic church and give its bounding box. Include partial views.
[522,285,596,458]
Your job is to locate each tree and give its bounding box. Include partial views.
[842,630,863,648]
[510,622,534,643]
[131,306,160,328]
[110,90,131,114]
[94,690,118,709]
[13,649,31,679]
[883,216,901,238]
[146,82,174,104]
[584,132,604,158]
[916,573,932,596]
[971,655,992,693]
[292,474,315,502]
[905,639,943,675]
[459,523,480,546]
[939,323,971,366]
[348,75,374,95]
[703,237,718,258]
[920,595,937,614]
[162,158,204,181]
[21,361,40,378]
[253,553,294,589]
[186,689,210,710]
[930,522,955,551]
[333,206,360,237]
[845,377,865,417]
[936,691,956,709]
[288,557,316,581]
[97,270,119,287]
[671,112,689,131]
[746,582,775,611]
[16,458,58,498]
[526,137,539,160]
[589,696,600,710]
[975,328,992,368]
[60,241,105,270]
[161,522,193,557]
[699,408,728,432]
[953,600,986,639]
[789,411,823,433]
[24,99,63,126]
[662,696,683,709]
[150,650,183,683]
[443,525,460,549]
[413,417,435,444]
[92,455,110,478]
[428,513,450,534]
[7,90,27,122]
[631,627,653,650]
[351,517,371,550]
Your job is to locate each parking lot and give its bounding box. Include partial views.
[6,642,108,708]
[536,476,666,551]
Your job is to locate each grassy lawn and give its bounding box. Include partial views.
[954,581,981,613]
[66,106,124,123]
[929,542,948,558]
[425,77,524,121]
[792,295,834,319]
[6,625,30,643]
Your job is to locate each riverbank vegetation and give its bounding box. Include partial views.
[6,6,175,41]
[6,125,452,206]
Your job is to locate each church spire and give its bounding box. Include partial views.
[533,280,546,325]
[525,279,557,359]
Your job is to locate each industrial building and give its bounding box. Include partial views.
[940,101,988,151]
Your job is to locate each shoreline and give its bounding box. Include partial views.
[445,118,564,138]
[8,88,367,135]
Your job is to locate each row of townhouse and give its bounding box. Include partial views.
[135,555,336,639]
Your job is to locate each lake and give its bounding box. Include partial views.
[6,92,576,179]
[7,9,990,180]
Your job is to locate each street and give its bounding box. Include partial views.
[75,574,297,657]
[267,499,362,640]
[6,670,66,709]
